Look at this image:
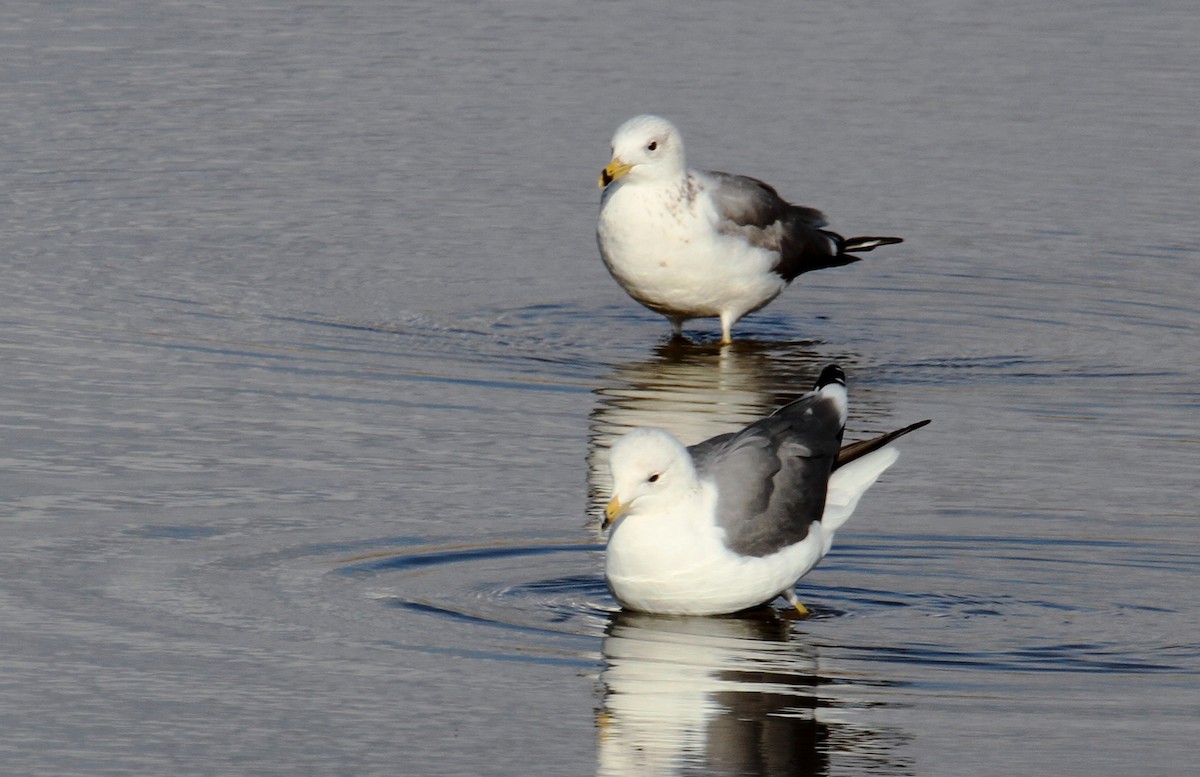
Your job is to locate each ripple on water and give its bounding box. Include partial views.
[326,530,1200,678]
[336,540,613,664]
[803,533,1200,678]
[336,539,915,774]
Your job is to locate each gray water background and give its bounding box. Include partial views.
[2,1,1198,774]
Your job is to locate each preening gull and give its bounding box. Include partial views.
[597,115,903,343]
[602,365,929,616]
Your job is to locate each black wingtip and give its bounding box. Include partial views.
[833,419,932,470]
[815,364,845,389]
[843,235,904,253]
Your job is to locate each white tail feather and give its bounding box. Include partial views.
[821,446,900,550]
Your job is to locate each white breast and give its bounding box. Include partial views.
[598,180,786,320]
[604,483,828,615]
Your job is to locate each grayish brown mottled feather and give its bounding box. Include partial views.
[702,170,901,281]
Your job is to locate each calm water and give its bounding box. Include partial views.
[2,1,1197,775]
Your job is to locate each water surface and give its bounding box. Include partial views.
[2,1,1197,775]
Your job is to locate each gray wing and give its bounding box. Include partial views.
[689,389,844,558]
[687,431,737,471]
[701,170,857,282]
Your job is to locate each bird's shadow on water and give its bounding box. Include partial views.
[596,608,912,776]
[585,337,895,526]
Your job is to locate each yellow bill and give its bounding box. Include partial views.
[598,158,635,188]
[602,495,629,529]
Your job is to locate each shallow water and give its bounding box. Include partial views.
[2,1,1198,775]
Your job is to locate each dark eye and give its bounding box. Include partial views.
[647,141,658,151]
[648,473,660,483]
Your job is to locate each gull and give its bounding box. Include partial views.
[602,365,928,616]
[597,115,902,344]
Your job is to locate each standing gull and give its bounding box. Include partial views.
[597,115,903,343]
[603,365,929,616]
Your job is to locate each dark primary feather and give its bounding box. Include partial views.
[834,419,931,470]
[703,170,902,281]
[690,388,845,558]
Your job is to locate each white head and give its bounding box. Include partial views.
[599,114,687,189]
[604,427,699,529]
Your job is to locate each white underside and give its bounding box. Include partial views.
[604,447,901,616]
[598,177,787,324]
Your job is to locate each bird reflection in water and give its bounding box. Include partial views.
[597,609,825,776]
[596,610,911,776]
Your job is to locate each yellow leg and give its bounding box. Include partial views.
[596,710,612,742]
[719,313,734,345]
[786,590,811,617]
